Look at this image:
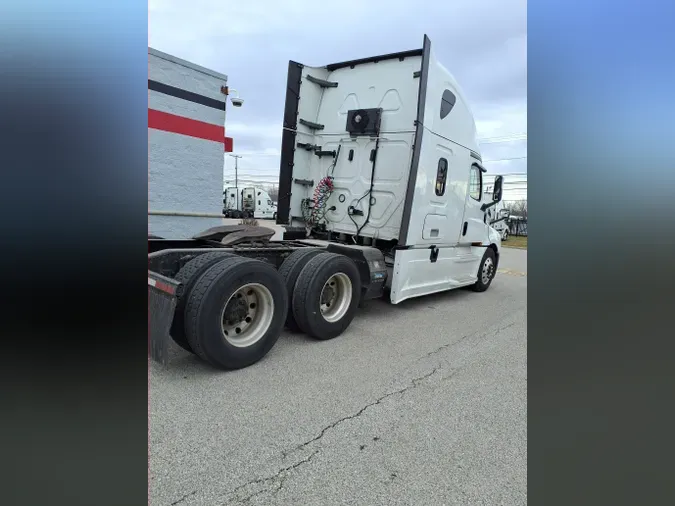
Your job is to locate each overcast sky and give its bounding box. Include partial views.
[149,0,526,197]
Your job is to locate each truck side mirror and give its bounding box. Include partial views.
[493,176,503,202]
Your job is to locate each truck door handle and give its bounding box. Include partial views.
[462,222,468,236]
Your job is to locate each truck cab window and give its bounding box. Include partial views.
[267,200,273,205]
[435,158,448,196]
[258,200,261,205]
[469,165,482,201]
[440,89,456,119]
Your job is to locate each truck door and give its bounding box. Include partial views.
[458,163,489,245]
[413,141,468,246]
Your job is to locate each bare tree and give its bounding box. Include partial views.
[268,186,279,202]
[505,200,527,220]
[503,200,528,236]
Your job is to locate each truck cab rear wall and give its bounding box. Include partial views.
[277,35,482,249]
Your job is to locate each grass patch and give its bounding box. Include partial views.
[503,235,528,249]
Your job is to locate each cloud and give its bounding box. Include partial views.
[225,121,281,153]
[150,0,527,179]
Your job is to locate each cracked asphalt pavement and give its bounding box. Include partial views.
[150,247,527,506]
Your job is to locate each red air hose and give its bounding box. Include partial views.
[310,176,333,224]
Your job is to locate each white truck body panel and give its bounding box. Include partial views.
[278,35,501,303]
[148,47,233,238]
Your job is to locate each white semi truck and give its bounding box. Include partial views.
[488,206,510,241]
[148,35,504,370]
[222,186,277,220]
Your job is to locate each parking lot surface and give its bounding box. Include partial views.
[150,247,527,506]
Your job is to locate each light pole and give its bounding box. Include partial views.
[229,154,242,209]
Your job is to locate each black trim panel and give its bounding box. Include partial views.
[276,61,303,225]
[326,48,424,71]
[398,35,432,246]
[148,79,226,111]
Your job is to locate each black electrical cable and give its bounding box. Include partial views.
[327,144,342,177]
[354,137,380,239]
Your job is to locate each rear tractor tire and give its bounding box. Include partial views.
[292,252,361,340]
[170,252,235,353]
[278,248,324,331]
[184,257,288,370]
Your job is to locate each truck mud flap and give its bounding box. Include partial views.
[148,272,183,366]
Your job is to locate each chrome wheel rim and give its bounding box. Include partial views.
[481,257,495,285]
[320,273,352,323]
[220,283,274,348]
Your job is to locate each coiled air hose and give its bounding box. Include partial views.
[310,176,334,225]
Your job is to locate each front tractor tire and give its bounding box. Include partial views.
[184,256,288,370]
[471,247,498,292]
[292,252,361,340]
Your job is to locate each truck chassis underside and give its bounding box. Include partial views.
[149,238,317,277]
[148,226,393,370]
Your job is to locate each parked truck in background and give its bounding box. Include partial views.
[148,35,504,371]
[484,184,510,241]
[490,207,511,241]
[222,186,277,219]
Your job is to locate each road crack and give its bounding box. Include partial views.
[170,490,196,505]
[220,366,443,504]
[175,321,523,506]
[222,449,319,505]
[282,366,441,460]
[422,321,518,361]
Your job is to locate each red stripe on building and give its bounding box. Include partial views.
[148,109,233,152]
